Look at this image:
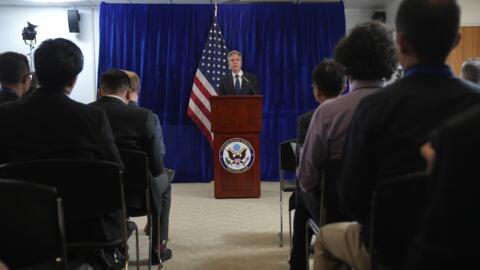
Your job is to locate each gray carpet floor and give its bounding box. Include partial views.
[127,181,294,270]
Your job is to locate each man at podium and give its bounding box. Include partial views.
[216,50,260,95]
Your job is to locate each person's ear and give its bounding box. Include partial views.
[126,90,131,101]
[396,32,411,55]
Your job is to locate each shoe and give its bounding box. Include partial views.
[151,249,172,265]
[127,221,137,238]
[160,248,172,262]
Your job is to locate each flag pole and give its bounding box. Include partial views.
[214,0,218,19]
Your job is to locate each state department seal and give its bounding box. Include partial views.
[219,138,255,174]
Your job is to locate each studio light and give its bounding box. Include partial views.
[22,22,37,44]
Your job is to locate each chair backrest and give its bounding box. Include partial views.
[118,149,150,216]
[370,172,430,268]
[0,159,125,242]
[118,149,149,192]
[320,159,348,225]
[279,139,298,190]
[280,139,297,172]
[0,179,67,269]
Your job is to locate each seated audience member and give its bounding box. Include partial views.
[315,0,480,269]
[0,38,124,266]
[91,70,172,264]
[0,52,31,103]
[123,70,141,107]
[460,57,480,84]
[293,21,397,270]
[296,60,344,147]
[404,104,480,269]
[290,60,347,269]
[123,70,171,237]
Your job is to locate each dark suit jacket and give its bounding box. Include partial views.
[91,96,165,213]
[0,86,123,241]
[91,96,163,176]
[405,105,480,269]
[216,72,260,95]
[338,74,480,253]
[296,110,315,145]
[0,88,19,104]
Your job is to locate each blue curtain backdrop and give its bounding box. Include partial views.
[98,3,346,182]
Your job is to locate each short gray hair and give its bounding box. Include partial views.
[227,50,242,59]
[461,58,480,84]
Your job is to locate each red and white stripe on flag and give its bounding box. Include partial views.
[187,70,218,144]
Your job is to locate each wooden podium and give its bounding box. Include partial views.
[210,96,263,199]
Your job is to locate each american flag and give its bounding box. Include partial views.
[187,20,229,144]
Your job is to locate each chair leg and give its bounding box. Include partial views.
[279,187,284,247]
[305,223,310,270]
[157,215,163,269]
[288,210,292,251]
[148,214,152,270]
[135,227,140,270]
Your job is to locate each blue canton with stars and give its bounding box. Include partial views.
[198,21,229,89]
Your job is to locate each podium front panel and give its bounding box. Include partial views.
[213,134,260,198]
[210,96,262,133]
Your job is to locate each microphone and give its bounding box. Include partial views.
[242,75,256,95]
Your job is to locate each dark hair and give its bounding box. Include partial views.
[0,52,29,85]
[34,38,83,89]
[312,59,346,97]
[100,69,131,94]
[396,0,460,63]
[334,21,397,80]
[461,58,480,84]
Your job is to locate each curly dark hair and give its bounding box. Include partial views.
[334,21,397,80]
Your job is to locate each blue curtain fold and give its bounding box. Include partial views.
[98,3,345,182]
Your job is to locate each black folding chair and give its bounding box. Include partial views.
[119,149,154,270]
[279,139,298,248]
[0,179,67,269]
[0,159,128,269]
[369,172,430,270]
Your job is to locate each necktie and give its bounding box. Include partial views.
[234,74,241,94]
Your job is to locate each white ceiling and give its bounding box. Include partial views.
[0,0,393,9]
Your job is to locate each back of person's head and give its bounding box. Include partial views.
[100,69,131,95]
[460,58,480,84]
[334,21,397,81]
[396,0,460,64]
[312,59,346,98]
[34,38,83,89]
[0,52,30,85]
[123,70,140,94]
